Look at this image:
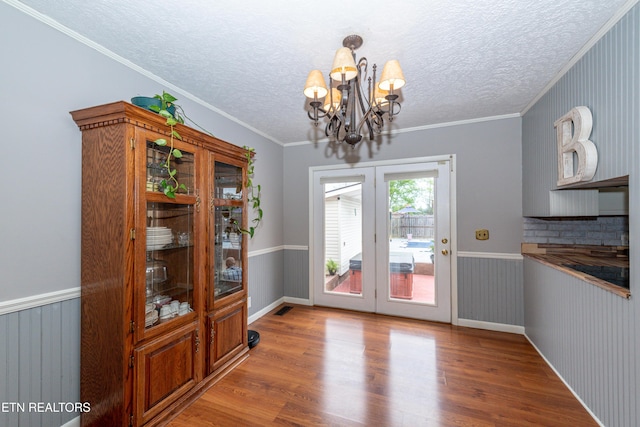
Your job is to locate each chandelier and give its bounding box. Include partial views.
[304,35,406,147]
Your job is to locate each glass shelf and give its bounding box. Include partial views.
[212,166,243,301]
[214,161,243,200]
[145,201,194,329]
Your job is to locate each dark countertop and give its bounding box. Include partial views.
[522,243,630,299]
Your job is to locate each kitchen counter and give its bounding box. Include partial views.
[522,243,630,299]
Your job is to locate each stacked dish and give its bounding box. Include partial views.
[145,303,158,327]
[147,227,173,250]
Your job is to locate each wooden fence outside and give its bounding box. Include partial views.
[390,214,434,239]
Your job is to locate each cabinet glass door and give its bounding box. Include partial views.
[213,206,244,299]
[211,160,245,303]
[142,139,197,333]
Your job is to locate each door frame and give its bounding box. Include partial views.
[308,154,459,324]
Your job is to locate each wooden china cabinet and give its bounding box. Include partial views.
[71,101,249,426]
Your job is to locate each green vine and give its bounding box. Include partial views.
[149,92,186,199]
[239,146,263,238]
[142,90,263,237]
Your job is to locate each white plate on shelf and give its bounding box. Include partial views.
[147,231,172,237]
[147,234,172,239]
[147,243,172,250]
[146,237,173,244]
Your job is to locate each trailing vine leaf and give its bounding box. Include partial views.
[145,91,264,233]
[150,91,186,199]
[238,146,263,238]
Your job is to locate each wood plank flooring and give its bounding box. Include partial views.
[168,304,597,426]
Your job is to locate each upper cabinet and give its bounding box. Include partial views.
[72,101,250,426]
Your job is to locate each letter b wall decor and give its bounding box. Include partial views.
[554,106,598,186]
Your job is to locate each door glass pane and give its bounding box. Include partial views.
[145,202,194,328]
[214,205,243,299]
[146,141,195,195]
[387,177,435,304]
[323,181,362,295]
[214,162,243,200]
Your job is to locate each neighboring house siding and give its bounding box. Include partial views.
[324,198,339,273]
[338,196,362,275]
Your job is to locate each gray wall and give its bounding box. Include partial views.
[458,256,523,326]
[284,118,523,253]
[283,118,524,301]
[247,251,284,317]
[1,1,284,302]
[522,8,638,216]
[0,3,285,425]
[522,4,639,426]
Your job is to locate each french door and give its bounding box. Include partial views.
[311,158,453,322]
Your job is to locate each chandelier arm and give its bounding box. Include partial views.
[325,115,342,140]
[307,107,330,123]
[304,35,404,147]
[354,72,375,140]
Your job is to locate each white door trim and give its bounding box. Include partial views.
[308,155,458,324]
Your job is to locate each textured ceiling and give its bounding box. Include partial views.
[14,0,635,145]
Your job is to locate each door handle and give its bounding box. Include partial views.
[441,249,449,255]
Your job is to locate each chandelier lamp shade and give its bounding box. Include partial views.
[304,35,406,147]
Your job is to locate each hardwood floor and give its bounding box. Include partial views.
[168,304,597,426]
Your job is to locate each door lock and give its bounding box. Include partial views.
[441,249,449,255]
[441,238,448,244]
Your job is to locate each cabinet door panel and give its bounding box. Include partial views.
[134,127,202,344]
[135,322,200,425]
[208,153,248,310]
[209,300,247,373]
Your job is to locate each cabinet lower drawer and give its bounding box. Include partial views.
[134,321,202,425]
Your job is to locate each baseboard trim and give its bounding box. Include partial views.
[283,297,311,306]
[457,318,524,335]
[248,297,311,325]
[248,298,285,324]
[524,333,604,427]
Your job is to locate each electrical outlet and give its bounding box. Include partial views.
[248,296,252,308]
[475,229,489,240]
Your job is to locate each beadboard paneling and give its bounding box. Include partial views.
[458,256,524,326]
[283,248,310,299]
[247,250,284,316]
[524,258,637,427]
[522,5,639,426]
[522,4,639,217]
[0,299,80,427]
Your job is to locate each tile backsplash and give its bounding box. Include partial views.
[523,216,629,246]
